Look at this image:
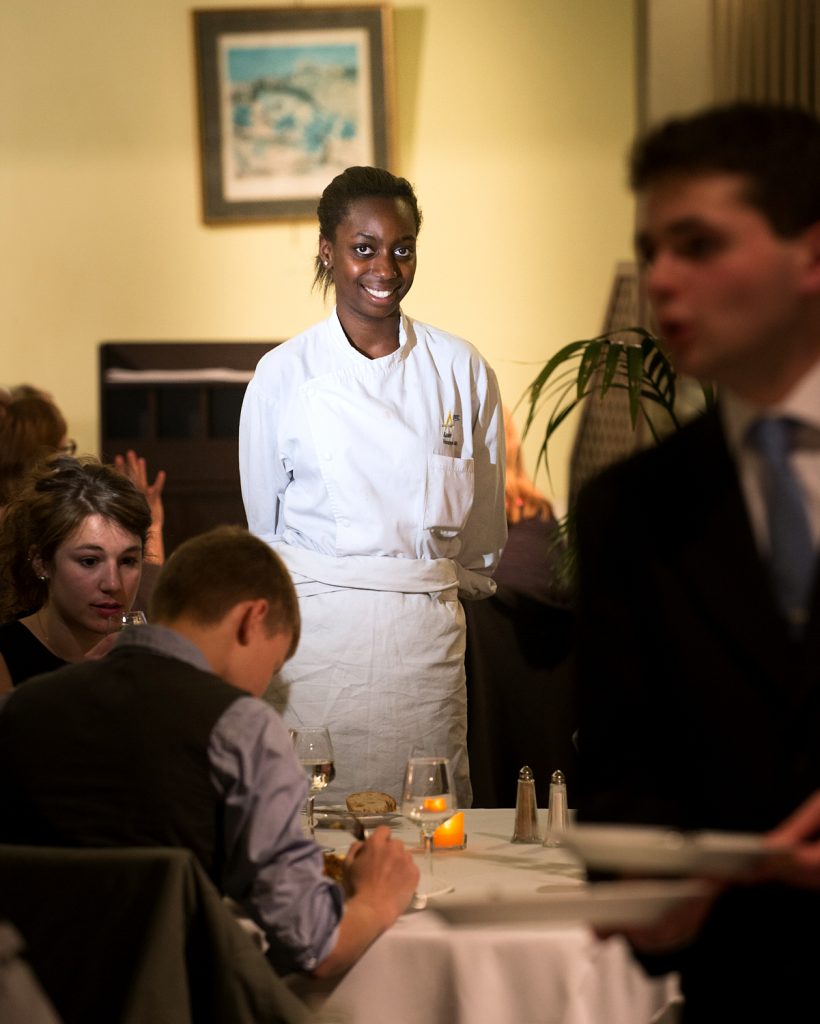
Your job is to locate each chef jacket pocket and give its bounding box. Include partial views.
[423,454,475,537]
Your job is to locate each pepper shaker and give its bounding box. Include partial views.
[511,765,542,843]
[543,769,568,847]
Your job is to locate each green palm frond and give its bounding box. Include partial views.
[516,327,717,603]
[521,327,713,479]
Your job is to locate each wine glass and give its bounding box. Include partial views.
[120,610,148,628]
[401,756,456,894]
[108,610,148,633]
[293,727,336,839]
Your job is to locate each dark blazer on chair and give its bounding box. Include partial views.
[573,406,820,1022]
[0,845,309,1024]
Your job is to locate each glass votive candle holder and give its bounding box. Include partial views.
[431,811,467,850]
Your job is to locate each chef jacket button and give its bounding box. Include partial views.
[323,451,332,461]
[339,517,350,528]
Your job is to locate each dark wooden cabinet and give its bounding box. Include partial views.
[99,341,277,555]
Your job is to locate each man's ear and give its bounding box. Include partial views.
[236,599,270,646]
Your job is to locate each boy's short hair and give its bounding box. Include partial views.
[630,102,820,237]
[150,526,300,656]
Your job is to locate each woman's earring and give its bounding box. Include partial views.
[37,574,47,581]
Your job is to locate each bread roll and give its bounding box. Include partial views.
[346,790,397,815]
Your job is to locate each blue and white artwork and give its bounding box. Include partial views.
[219,29,374,201]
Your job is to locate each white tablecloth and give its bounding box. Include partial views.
[293,809,680,1024]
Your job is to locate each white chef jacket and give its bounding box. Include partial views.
[239,309,506,805]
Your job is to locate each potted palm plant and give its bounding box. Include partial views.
[520,326,714,596]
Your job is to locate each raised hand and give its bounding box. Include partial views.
[113,449,166,563]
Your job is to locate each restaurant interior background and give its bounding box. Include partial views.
[1,0,717,509]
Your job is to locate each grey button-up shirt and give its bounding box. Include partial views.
[116,624,342,972]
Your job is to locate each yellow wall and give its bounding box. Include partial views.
[0,0,635,505]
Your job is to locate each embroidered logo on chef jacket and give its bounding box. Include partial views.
[441,411,461,447]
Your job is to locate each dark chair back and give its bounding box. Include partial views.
[0,845,308,1024]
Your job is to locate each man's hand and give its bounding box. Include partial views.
[345,825,420,922]
[762,791,820,889]
[312,826,419,977]
[596,882,722,955]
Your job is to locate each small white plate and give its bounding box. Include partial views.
[563,823,785,877]
[314,805,401,830]
[433,879,708,927]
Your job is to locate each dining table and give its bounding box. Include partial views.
[289,808,681,1024]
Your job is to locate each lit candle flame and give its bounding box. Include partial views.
[432,811,465,848]
[423,796,447,813]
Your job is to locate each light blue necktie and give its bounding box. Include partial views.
[748,417,815,627]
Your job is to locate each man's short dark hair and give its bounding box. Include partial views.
[630,102,820,236]
[150,526,300,655]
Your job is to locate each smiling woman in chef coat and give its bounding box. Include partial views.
[239,166,506,807]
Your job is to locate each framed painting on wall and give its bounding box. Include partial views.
[193,5,394,224]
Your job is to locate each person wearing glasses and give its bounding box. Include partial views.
[0,387,165,565]
[0,394,70,508]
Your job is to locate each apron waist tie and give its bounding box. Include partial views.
[272,543,459,595]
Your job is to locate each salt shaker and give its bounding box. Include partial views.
[511,765,542,843]
[543,769,568,847]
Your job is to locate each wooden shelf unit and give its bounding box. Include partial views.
[99,341,276,555]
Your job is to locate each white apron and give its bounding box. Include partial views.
[267,544,472,808]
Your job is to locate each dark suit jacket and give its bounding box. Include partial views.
[0,846,308,1024]
[465,516,577,809]
[574,406,820,1021]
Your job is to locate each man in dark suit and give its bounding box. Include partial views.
[574,103,820,1021]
